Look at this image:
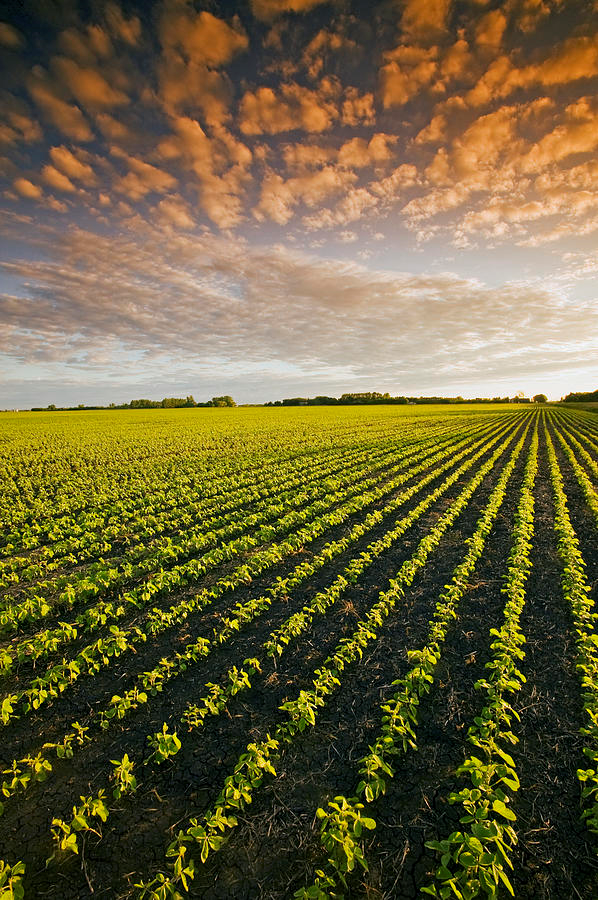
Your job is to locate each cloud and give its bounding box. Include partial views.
[157,117,252,228]
[520,97,598,170]
[239,81,338,134]
[49,145,97,184]
[466,34,598,106]
[402,183,471,222]
[440,37,475,81]
[52,56,129,109]
[341,87,375,126]
[534,158,598,193]
[156,195,196,229]
[370,163,419,198]
[104,3,142,46]
[474,10,507,50]
[301,28,358,79]
[0,22,23,48]
[160,7,248,68]
[111,148,178,199]
[338,134,398,168]
[282,143,335,171]
[157,8,247,122]
[507,0,557,34]
[57,25,113,64]
[462,190,598,241]
[3,220,596,402]
[450,104,521,179]
[517,212,598,246]
[95,112,133,141]
[41,164,77,192]
[159,60,233,123]
[254,165,357,224]
[400,0,452,42]
[28,73,94,141]
[13,177,43,199]
[302,186,378,229]
[250,0,330,22]
[380,45,440,107]
[0,94,43,144]
[414,113,447,143]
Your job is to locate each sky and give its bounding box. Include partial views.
[1,0,597,407]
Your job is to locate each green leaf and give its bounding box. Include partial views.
[492,799,516,821]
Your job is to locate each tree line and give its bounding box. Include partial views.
[563,389,598,402]
[32,396,236,411]
[265,392,547,406]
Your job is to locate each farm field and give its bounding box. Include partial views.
[0,405,597,899]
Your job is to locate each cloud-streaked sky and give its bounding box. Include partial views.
[1,0,597,406]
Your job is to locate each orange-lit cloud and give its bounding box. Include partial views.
[466,33,598,106]
[104,3,142,46]
[338,134,398,168]
[41,164,77,192]
[341,87,375,126]
[157,8,247,124]
[49,146,97,185]
[303,186,378,229]
[239,82,338,134]
[160,8,248,67]
[112,148,178,199]
[0,22,23,48]
[28,75,94,141]
[380,45,440,108]
[255,165,357,224]
[57,25,113,64]
[0,97,43,145]
[440,37,475,81]
[156,117,252,229]
[474,10,507,50]
[401,0,452,42]
[520,98,598,171]
[52,56,129,109]
[414,113,447,143]
[159,61,233,124]
[95,112,133,141]
[13,177,43,199]
[282,143,334,171]
[301,28,358,79]
[251,0,330,22]
[156,195,195,229]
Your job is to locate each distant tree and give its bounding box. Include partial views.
[563,388,598,402]
[209,395,236,407]
[130,398,160,408]
[47,403,56,410]
[281,397,308,406]
[533,393,547,403]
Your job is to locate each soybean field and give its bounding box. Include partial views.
[0,405,596,899]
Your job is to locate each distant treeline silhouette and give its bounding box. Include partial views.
[265,392,533,406]
[32,395,236,411]
[563,389,598,402]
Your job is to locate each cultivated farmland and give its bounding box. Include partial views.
[0,405,596,899]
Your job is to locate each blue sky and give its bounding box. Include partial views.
[1,0,597,406]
